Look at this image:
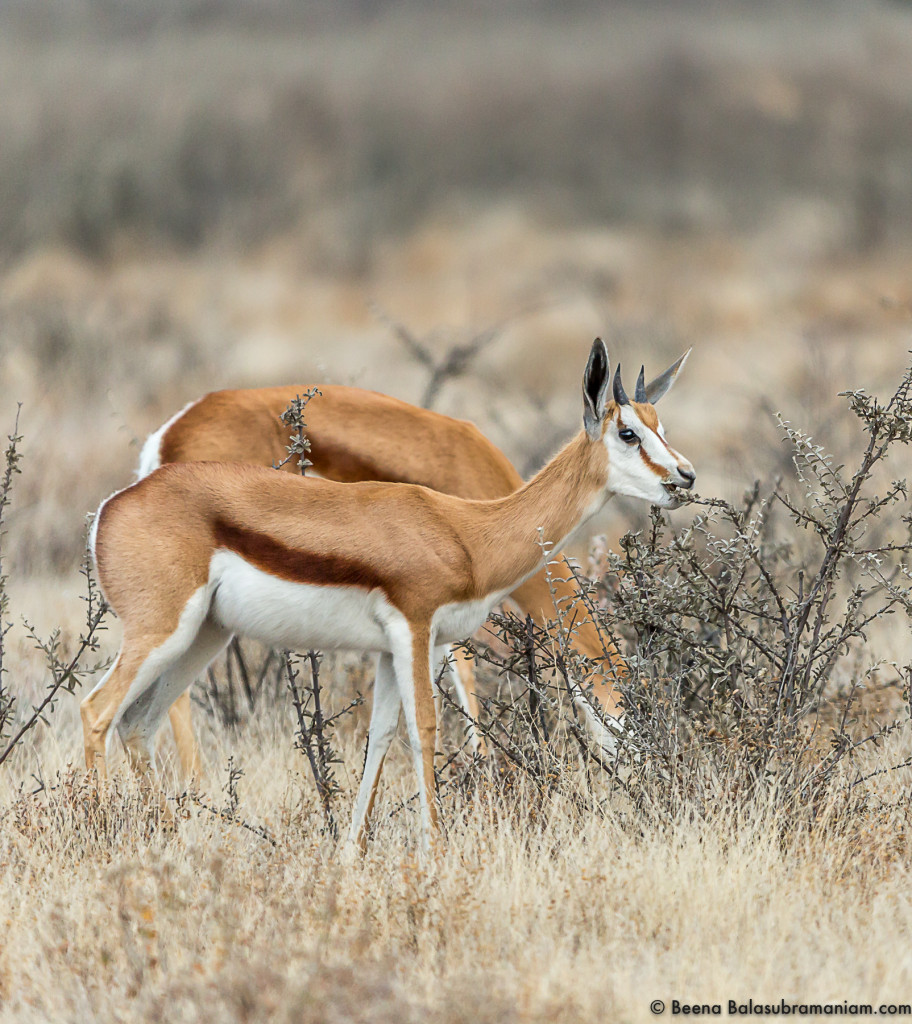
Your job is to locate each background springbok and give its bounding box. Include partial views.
[82,338,694,849]
[140,353,689,776]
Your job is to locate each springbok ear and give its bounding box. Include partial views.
[582,338,611,441]
[645,348,692,404]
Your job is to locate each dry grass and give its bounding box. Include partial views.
[4,215,912,1024]
[2,691,911,1024]
[3,4,912,1021]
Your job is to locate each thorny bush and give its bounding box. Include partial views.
[0,409,110,774]
[452,359,912,830]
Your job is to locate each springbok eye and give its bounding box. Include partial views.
[618,428,640,445]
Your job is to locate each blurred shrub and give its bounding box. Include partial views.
[2,1,912,263]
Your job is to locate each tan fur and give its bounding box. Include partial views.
[154,385,627,776]
[84,431,620,845]
[160,385,521,497]
[630,401,660,433]
[100,437,608,625]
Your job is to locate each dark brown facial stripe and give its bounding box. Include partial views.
[638,446,670,479]
[213,518,388,591]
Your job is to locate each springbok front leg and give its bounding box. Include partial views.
[348,653,401,851]
[392,625,439,849]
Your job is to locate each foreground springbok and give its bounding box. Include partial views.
[141,354,689,775]
[82,339,694,848]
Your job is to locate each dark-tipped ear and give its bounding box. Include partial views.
[582,338,611,441]
[645,348,691,404]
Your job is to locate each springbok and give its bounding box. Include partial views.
[140,353,689,776]
[82,339,694,848]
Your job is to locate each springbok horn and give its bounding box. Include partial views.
[612,364,629,405]
[635,365,647,403]
[645,348,692,405]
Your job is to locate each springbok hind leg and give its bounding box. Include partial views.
[81,635,172,784]
[115,620,231,785]
[168,691,203,783]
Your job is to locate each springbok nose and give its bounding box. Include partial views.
[677,467,696,489]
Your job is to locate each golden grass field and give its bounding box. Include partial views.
[2,724,911,1024]
[3,3,912,1021]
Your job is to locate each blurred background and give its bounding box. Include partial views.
[3,0,912,615]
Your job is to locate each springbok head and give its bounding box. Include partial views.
[582,338,695,509]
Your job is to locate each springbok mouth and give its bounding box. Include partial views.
[662,481,686,508]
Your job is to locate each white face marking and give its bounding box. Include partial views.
[603,405,694,508]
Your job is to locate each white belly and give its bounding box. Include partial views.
[209,550,392,652]
[209,550,506,652]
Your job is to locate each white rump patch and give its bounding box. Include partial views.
[136,398,200,479]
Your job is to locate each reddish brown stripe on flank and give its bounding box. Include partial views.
[213,518,388,591]
[638,446,670,479]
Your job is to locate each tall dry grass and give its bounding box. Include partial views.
[1,702,910,1024]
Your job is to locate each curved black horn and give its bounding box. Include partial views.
[612,364,629,405]
[635,365,647,403]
